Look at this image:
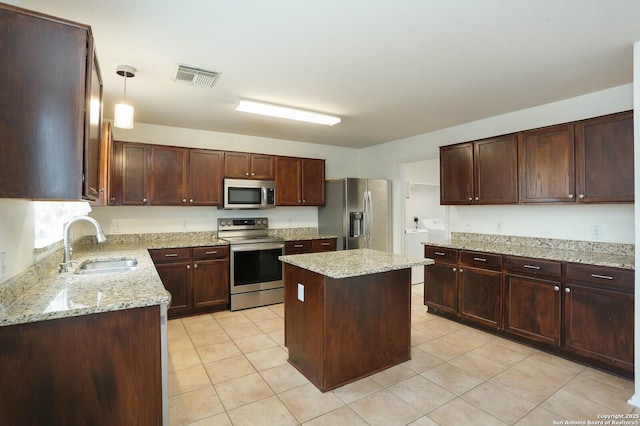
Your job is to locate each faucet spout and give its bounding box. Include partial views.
[62,216,107,266]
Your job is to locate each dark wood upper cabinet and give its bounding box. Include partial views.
[149,145,189,205]
[276,156,325,206]
[440,135,517,205]
[224,152,275,180]
[575,111,634,203]
[188,149,223,205]
[111,141,149,206]
[0,4,103,200]
[440,143,474,204]
[474,135,518,204]
[518,123,575,203]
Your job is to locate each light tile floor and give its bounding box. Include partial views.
[167,284,638,425]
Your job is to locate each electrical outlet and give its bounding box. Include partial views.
[183,220,189,231]
[496,223,503,233]
[1,250,6,277]
[464,222,471,231]
[113,222,121,233]
[592,225,603,240]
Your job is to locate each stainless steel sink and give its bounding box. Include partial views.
[75,258,138,274]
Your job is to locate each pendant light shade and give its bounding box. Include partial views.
[114,65,136,129]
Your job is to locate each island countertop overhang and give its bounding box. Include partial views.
[279,248,434,279]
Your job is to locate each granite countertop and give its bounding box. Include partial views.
[269,228,337,242]
[0,237,228,327]
[280,248,434,279]
[422,239,634,270]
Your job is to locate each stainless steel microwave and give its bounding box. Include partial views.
[223,178,276,209]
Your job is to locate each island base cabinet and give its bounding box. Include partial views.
[563,283,634,373]
[0,306,162,425]
[284,264,411,392]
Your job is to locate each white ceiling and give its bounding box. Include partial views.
[9,0,640,148]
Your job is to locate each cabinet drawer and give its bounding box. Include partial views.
[311,238,336,252]
[565,263,633,290]
[193,246,229,259]
[505,256,561,278]
[424,246,458,264]
[285,240,312,254]
[149,247,191,262]
[459,251,502,270]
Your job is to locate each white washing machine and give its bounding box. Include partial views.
[405,229,429,284]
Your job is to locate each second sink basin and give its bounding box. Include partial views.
[76,258,138,274]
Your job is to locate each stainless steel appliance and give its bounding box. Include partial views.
[223,178,276,209]
[218,217,284,310]
[319,178,392,251]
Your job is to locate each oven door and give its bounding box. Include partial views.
[230,242,284,294]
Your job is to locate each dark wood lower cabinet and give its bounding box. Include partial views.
[424,245,634,377]
[150,246,229,318]
[0,306,162,425]
[459,266,501,328]
[504,274,561,345]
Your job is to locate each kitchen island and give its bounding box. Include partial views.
[279,248,433,392]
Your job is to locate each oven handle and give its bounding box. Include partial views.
[230,242,285,252]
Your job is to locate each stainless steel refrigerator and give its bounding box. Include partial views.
[318,178,392,251]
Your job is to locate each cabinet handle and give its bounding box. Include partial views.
[475,196,479,201]
[434,252,446,256]
[251,172,255,176]
[568,194,574,199]
[182,198,187,203]
[473,257,487,262]
[578,194,585,199]
[190,199,194,203]
[321,242,330,246]
[143,198,148,202]
[302,199,306,203]
[468,197,473,201]
[459,268,464,273]
[194,264,198,269]
[165,253,179,257]
[109,197,116,203]
[294,244,304,248]
[524,264,541,270]
[186,264,190,269]
[565,287,571,293]
[591,274,614,280]
[205,251,218,255]
[245,172,250,176]
[554,286,560,291]
[452,267,457,272]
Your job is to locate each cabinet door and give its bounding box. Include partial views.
[189,149,223,205]
[301,158,325,205]
[519,124,575,203]
[575,111,634,203]
[504,274,561,345]
[0,6,88,199]
[154,261,191,317]
[84,49,103,202]
[113,142,149,205]
[563,283,633,372]
[193,259,229,308]
[474,135,518,204]
[424,263,458,315]
[276,157,302,205]
[458,266,501,328]
[150,145,188,205]
[224,152,251,178]
[440,143,473,205]
[250,154,275,180]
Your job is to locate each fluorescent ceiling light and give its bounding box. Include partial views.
[235,99,341,126]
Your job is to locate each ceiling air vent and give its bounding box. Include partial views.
[172,65,220,88]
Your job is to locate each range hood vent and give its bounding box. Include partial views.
[172,65,220,88]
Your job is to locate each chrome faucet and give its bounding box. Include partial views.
[60,216,107,272]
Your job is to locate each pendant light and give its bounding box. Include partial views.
[114,65,136,129]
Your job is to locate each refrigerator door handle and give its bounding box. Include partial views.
[364,190,373,248]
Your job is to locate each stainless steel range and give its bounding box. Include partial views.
[218,218,284,311]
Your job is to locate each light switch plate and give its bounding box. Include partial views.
[297,283,304,302]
